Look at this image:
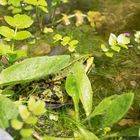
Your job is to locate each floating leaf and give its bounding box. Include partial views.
[20,129,33,137]
[102,92,134,127]
[0,55,70,86]
[117,34,130,45]
[0,96,18,128]
[109,33,117,46]
[11,119,23,130]
[4,14,33,29]
[73,62,93,116]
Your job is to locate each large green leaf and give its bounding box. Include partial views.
[0,96,18,128]
[4,14,33,29]
[73,62,93,116]
[85,95,117,121]
[102,92,134,127]
[0,55,70,86]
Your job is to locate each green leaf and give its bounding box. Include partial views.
[65,74,79,120]
[12,8,22,14]
[14,31,32,40]
[30,100,46,115]
[69,40,79,46]
[44,136,74,140]
[38,6,48,13]
[0,26,14,39]
[24,0,47,6]
[11,119,23,130]
[4,14,33,29]
[0,55,70,86]
[20,129,33,137]
[78,127,99,140]
[24,5,34,11]
[14,50,27,60]
[18,105,30,120]
[8,0,22,7]
[0,96,18,128]
[28,97,46,115]
[38,0,47,6]
[101,44,109,52]
[85,95,117,120]
[73,62,93,116]
[0,44,13,55]
[61,36,71,46]
[109,33,117,46]
[68,45,76,52]
[24,116,38,124]
[53,34,62,42]
[0,0,7,5]
[102,92,134,127]
[105,52,113,57]
[111,45,121,52]
[118,43,128,49]
[117,34,130,45]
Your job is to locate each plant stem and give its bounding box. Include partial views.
[73,99,80,122]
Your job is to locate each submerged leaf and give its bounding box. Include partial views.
[0,55,70,86]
